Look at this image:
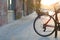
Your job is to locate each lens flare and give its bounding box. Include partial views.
[41,0,60,5]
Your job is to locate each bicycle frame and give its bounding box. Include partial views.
[33,0,60,38]
[43,10,60,38]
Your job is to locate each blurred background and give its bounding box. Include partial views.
[0,0,35,26]
[0,0,60,40]
[0,0,60,26]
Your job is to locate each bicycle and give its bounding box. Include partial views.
[33,8,60,38]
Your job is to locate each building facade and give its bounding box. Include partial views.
[0,0,8,26]
[15,0,34,19]
[0,0,34,26]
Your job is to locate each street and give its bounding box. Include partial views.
[0,12,60,40]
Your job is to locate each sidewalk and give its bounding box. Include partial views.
[0,12,60,40]
[0,12,37,40]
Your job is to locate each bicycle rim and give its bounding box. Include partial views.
[33,15,55,37]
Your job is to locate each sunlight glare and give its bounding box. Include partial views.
[41,0,60,5]
[10,0,12,5]
[48,11,55,15]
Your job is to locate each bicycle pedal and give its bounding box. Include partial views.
[43,29,46,32]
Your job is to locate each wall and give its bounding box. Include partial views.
[15,0,23,19]
[0,0,8,26]
[15,0,34,19]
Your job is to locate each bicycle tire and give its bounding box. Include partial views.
[33,14,56,37]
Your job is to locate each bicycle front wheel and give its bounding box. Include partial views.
[33,15,55,37]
